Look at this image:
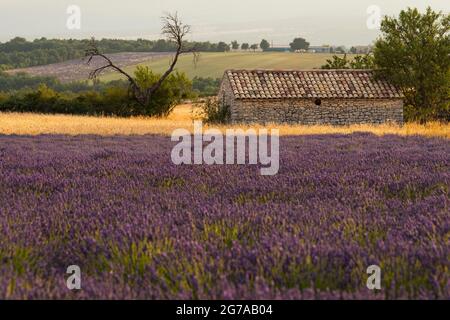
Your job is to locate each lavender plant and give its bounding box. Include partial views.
[0,133,448,299]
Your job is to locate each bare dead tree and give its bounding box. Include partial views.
[85,12,199,107]
[85,43,144,103]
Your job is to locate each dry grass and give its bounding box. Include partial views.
[0,104,448,138]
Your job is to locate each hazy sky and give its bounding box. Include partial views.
[0,0,448,46]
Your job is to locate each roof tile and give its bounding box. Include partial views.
[225,69,403,100]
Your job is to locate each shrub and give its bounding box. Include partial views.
[197,97,230,124]
[133,66,193,117]
[0,69,193,117]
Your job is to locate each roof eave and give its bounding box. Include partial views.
[234,96,404,100]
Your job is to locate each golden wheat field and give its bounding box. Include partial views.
[0,104,448,138]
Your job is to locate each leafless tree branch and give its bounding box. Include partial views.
[85,12,197,107]
[145,12,199,98]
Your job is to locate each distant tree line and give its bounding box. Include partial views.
[230,38,311,52]
[0,71,123,93]
[0,37,236,69]
[191,77,221,96]
[0,71,221,97]
[0,67,222,113]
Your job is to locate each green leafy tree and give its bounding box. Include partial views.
[231,41,239,50]
[241,43,249,50]
[217,42,231,52]
[260,39,270,51]
[289,37,310,51]
[373,7,450,122]
[250,44,259,51]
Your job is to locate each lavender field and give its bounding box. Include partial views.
[0,133,448,299]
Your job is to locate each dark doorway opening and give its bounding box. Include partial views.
[314,98,322,106]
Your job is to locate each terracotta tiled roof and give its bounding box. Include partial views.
[225,69,403,100]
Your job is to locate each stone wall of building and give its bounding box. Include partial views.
[218,75,235,108]
[218,76,404,125]
[228,99,404,125]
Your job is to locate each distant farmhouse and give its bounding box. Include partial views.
[218,69,404,125]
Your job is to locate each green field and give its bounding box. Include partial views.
[100,52,353,81]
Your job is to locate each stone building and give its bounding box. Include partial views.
[218,69,404,125]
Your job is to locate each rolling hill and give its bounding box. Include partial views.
[100,52,352,81]
[7,51,355,83]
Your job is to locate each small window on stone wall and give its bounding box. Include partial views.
[314,98,322,106]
